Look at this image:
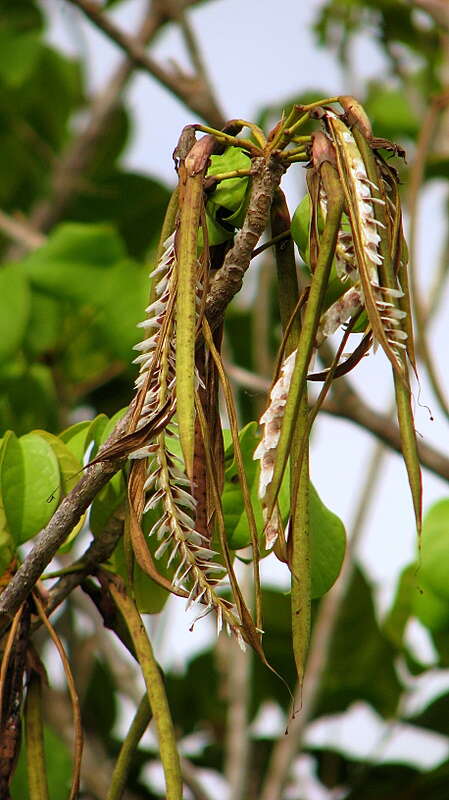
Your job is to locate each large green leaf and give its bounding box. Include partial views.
[315,567,402,718]
[364,83,419,140]
[22,223,126,301]
[0,31,41,88]
[22,288,64,357]
[60,414,108,464]
[309,483,346,598]
[66,170,171,259]
[419,499,449,602]
[35,430,82,494]
[0,430,60,544]
[0,266,30,363]
[0,437,15,572]
[0,364,58,436]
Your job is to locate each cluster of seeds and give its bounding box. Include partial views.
[130,234,243,642]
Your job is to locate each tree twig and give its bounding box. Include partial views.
[0,209,45,251]
[64,0,225,128]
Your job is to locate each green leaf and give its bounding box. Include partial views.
[418,499,449,602]
[0,364,58,436]
[0,430,60,544]
[0,31,41,87]
[35,430,82,492]
[66,170,171,260]
[207,147,251,212]
[309,483,346,598]
[222,422,261,548]
[0,265,30,363]
[22,223,126,302]
[110,533,171,615]
[0,439,16,572]
[291,194,311,263]
[89,408,127,535]
[11,724,72,800]
[204,147,251,244]
[23,289,64,357]
[315,567,402,718]
[383,564,415,649]
[60,414,108,464]
[82,658,117,740]
[365,83,419,140]
[414,577,449,633]
[95,258,149,360]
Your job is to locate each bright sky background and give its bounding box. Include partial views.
[42,0,449,792]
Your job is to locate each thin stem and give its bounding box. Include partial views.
[107,694,152,800]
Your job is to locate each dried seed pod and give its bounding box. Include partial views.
[323,111,407,374]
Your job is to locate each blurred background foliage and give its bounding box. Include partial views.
[2,0,449,798]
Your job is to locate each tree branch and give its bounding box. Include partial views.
[0,209,45,251]
[322,379,449,482]
[225,360,449,483]
[64,0,225,129]
[205,155,285,330]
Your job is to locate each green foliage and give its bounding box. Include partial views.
[0,430,60,544]
[204,146,251,244]
[0,265,30,362]
[0,3,448,799]
[316,568,402,718]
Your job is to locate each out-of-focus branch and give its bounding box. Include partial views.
[322,377,449,482]
[64,0,225,129]
[225,360,449,483]
[0,210,45,250]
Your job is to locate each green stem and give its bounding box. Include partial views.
[109,580,182,800]
[265,163,344,520]
[290,407,310,691]
[25,673,50,800]
[107,694,152,800]
[192,124,261,156]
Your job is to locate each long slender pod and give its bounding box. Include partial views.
[352,126,422,533]
[325,112,407,381]
[175,138,211,479]
[290,408,310,693]
[271,191,311,690]
[109,578,183,800]
[107,694,152,800]
[263,159,344,524]
[25,673,49,800]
